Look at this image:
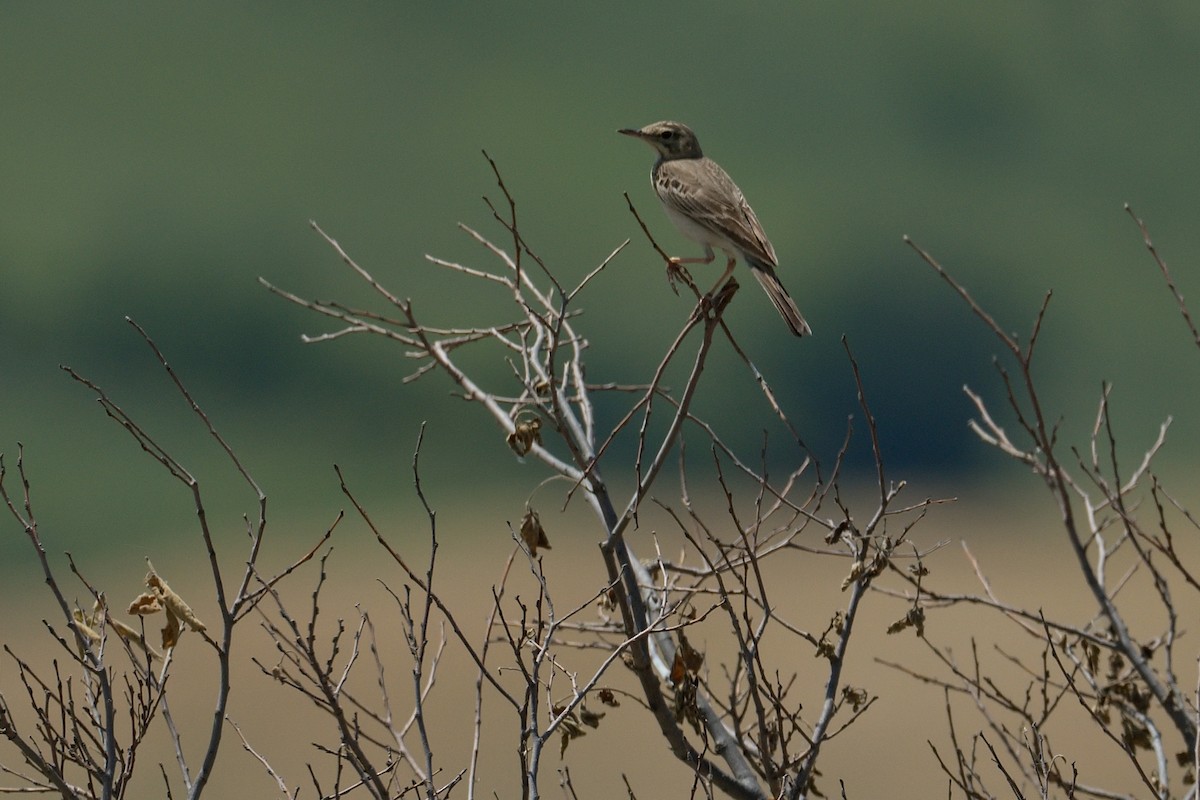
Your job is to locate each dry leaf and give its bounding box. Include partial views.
[71,610,102,644]
[161,606,182,650]
[886,606,925,637]
[825,520,851,545]
[128,592,163,616]
[110,617,162,661]
[146,570,207,633]
[841,560,865,591]
[841,685,869,711]
[519,508,551,555]
[672,675,700,731]
[558,710,586,757]
[506,416,542,456]
[677,633,704,674]
[669,651,687,687]
[579,707,604,728]
[669,633,705,687]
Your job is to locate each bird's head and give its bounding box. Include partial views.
[618,120,703,160]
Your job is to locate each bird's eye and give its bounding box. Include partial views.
[660,130,675,140]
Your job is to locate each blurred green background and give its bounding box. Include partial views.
[3,4,1200,547]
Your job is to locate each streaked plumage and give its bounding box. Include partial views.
[619,120,811,337]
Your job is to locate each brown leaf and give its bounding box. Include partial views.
[669,651,687,687]
[886,606,925,637]
[825,519,851,545]
[519,508,551,555]
[161,606,182,650]
[677,633,704,674]
[667,634,705,687]
[128,592,163,616]
[71,611,102,644]
[671,675,700,732]
[579,707,604,728]
[110,617,162,661]
[146,570,207,633]
[559,715,586,758]
[841,560,865,591]
[841,685,869,711]
[506,416,542,456]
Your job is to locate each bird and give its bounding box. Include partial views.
[619,120,811,336]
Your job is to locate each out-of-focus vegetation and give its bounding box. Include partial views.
[3,3,1200,557]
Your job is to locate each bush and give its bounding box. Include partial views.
[2,163,1195,799]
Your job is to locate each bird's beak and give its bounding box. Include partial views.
[617,127,646,138]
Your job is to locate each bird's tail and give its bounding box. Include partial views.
[747,258,811,337]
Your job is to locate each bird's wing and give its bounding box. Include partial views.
[656,158,779,267]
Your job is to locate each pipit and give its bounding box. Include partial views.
[619,120,811,336]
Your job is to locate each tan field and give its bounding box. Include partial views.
[4,478,1194,799]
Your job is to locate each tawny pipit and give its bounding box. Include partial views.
[619,120,811,337]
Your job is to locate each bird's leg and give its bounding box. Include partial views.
[668,246,717,268]
[705,256,737,298]
[695,255,739,322]
[710,274,739,316]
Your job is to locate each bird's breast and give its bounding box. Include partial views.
[661,202,729,251]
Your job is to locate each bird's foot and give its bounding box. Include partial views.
[665,258,696,296]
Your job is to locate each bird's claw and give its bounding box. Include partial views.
[665,258,694,296]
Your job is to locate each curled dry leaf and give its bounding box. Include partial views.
[109,617,162,661]
[814,612,844,661]
[71,610,102,644]
[669,634,705,687]
[669,651,687,687]
[841,559,865,591]
[825,519,852,546]
[678,633,704,673]
[161,606,182,650]
[599,586,618,612]
[556,706,588,758]
[672,675,701,732]
[886,606,925,637]
[128,592,163,616]
[841,685,869,712]
[579,707,605,729]
[506,416,542,457]
[146,570,207,633]
[519,508,551,555]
